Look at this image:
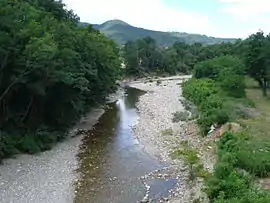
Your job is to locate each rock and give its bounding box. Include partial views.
[140,197,149,203]
[208,125,215,134]
[163,197,169,201]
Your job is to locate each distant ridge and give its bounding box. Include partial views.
[81,19,238,46]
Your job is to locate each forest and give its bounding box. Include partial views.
[123,37,242,76]
[123,31,270,98]
[0,0,121,159]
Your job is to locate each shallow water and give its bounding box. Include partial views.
[74,87,177,203]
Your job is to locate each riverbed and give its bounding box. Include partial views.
[0,76,195,203]
[74,87,172,203]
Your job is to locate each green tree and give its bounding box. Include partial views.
[245,31,270,96]
[0,0,121,159]
[194,55,245,97]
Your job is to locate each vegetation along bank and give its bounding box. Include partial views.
[180,31,270,202]
[1,0,270,202]
[0,0,121,160]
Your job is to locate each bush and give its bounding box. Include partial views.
[212,189,270,203]
[218,131,270,177]
[182,78,230,136]
[0,132,20,160]
[205,163,252,200]
[187,56,270,202]
[161,128,173,136]
[0,128,66,160]
[236,137,270,177]
[172,111,190,122]
[206,163,270,203]
[171,143,206,182]
[194,55,245,79]
[193,56,246,98]
[182,78,220,107]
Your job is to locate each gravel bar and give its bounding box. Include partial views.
[0,108,104,203]
[130,75,208,203]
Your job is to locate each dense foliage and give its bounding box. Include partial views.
[245,32,270,96]
[89,20,237,46]
[205,131,270,203]
[182,55,249,135]
[180,31,270,202]
[123,30,270,98]
[194,55,246,97]
[0,0,121,159]
[182,59,270,202]
[122,37,241,77]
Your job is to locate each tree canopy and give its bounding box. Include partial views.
[0,0,121,158]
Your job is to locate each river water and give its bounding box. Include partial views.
[0,87,178,203]
[74,87,176,203]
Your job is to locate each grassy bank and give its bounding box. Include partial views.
[181,56,270,202]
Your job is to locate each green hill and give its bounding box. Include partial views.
[83,19,238,45]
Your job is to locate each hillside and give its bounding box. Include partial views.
[82,20,238,45]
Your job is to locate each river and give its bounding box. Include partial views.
[74,87,177,203]
[0,87,178,203]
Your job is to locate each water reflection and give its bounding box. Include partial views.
[74,87,163,203]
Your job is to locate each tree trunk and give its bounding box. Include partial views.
[257,78,264,89]
[21,95,34,122]
[0,68,35,102]
[263,78,267,97]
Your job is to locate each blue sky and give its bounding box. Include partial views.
[64,0,270,38]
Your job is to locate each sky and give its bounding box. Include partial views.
[63,0,270,38]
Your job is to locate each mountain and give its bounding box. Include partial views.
[82,19,238,46]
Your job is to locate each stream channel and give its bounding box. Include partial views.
[74,87,178,203]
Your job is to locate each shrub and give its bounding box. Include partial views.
[218,131,270,177]
[172,111,190,122]
[182,78,231,136]
[197,114,213,136]
[161,128,173,136]
[219,73,245,98]
[236,137,270,177]
[0,128,66,160]
[194,55,245,80]
[212,189,270,203]
[193,56,246,98]
[182,78,220,107]
[188,56,270,202]
[0,132,20,160]
[205,162,252,201]
[180,99,199,118]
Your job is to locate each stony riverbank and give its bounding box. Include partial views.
[0,78,216,203]
[0,89,124,203]
[130,76,215,203]
[0,108,104,203]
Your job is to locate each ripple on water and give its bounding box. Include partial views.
[74,87,177,203]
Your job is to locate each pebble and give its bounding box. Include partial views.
[0,108,106,203]
[130,77,198,202]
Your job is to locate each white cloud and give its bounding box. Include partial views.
[63,0,216,36]
[219,0,270,36]
[219,0,270,21]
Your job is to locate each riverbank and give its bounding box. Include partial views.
[130,76,213,202]
[0,77,213,203]
[0,88,124,203]
[0,108,104,203]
